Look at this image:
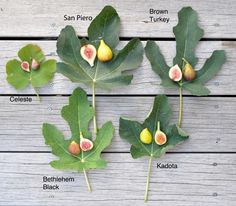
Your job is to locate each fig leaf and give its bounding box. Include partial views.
[57,6,143,90]
[119,95,188,159]
[42,87,114,171]
[145,7,226,96]
[6,44,56,90]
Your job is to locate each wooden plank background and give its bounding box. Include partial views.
[0,0,235,205]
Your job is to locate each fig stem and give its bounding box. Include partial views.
[178,86,183,127]
[182,58,189,65]
[144,155,153,202]
[157,121,160,131]
[33,86,41,102]
[92,82,97,134]
[83,169,92,192]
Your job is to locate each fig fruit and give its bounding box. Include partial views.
[31,58,40,70]
[80,44,96,67]
[21,61,30,72]
[169,64,182,82]
[183,63,196,81]
[68,141,81,155]
[97,40,113,62]
[80,133,94,152]
[140,128,152,144]
[154,131,167,145]
[154,121,167,145]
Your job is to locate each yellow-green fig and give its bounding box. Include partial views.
[140,128,152,144]
[97,40,113,62]
[183,63,196,81]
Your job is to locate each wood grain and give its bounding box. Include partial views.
[0,153,235,206]
[0,0,236,38]
[1,40,235,95]
[1,96,235,152]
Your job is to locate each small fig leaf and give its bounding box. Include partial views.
[6,59,30,89]
[57,6,143,90]
[42,87,114,171]
[145,7,226,96]
[6,44,56,90]
[119,95,188,159]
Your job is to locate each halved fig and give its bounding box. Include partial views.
[154,131,167,145]
[80,44,96,67]
[80,138,94,152]
[31,58,40,70]
[68,141,81,155]
[169,64,182,81]
[21,61,30,72]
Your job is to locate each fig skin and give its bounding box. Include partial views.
[169,64,182,82]
[21,61,30,72]
[80,138,94,152]
[68,141,81,155]
[154,131,167,145]
[140,128,152,144]
[80,44,97,67]
[31,58,40,70]
[97,40,113,62]
[183,63,196,81]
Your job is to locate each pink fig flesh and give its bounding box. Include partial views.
[169,64,182,82]
[31,58,40,70]
[80,138,93,152]
[80,44,96,67]
[21,61,30,72]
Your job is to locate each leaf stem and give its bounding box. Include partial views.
[178,86,183,127]
[33,86,41,102]
[83,169,92,192]
[92,81,97,134]
[144,155,153,202]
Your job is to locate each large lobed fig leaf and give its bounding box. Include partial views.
[119,95,188,159]
[42,87,114,171]
[145,7,226,96]
[57,6,143,90]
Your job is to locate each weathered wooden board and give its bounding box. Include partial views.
[0,153,235,206]
[1,40,235,95]
[1,96,235,152]
[0,0,236,38]
[0,0,235,205]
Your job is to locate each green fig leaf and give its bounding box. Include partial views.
[42,87,114,171]
[145,40,176,88]
[173,7,204,67]
[88,5,120,48]
[119,95,188,159]
[193,50,226,84]
[6,44,56,90]
[57,6,143,90]
[145,7,226,96]
[182,82,210,96]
